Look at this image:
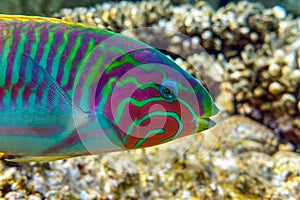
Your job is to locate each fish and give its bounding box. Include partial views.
[0,15,219,162]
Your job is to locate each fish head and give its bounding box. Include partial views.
[101,47,219,149]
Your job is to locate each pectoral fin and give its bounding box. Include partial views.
[0,55,93,155]
[0,54,91,127]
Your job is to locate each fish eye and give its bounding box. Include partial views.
[159,81,178,100]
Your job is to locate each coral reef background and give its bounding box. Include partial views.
[55,0,300,149]
[0,0,299,199]
[0,0,299,15]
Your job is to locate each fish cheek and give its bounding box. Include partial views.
[122,100,181,149]
[123,114,181,149]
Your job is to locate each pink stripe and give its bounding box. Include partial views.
[5,22,20,89]
[73,47,103,105]
[21,23,43,108]
[46,26,64,72]
[43,117,103,154]
[62,32,89,91]
[35,77,47,107]
[13,23,43,108]
[0,23,9,107]
[42,129,104,154]
[0,23,9,57]
[0,88,4,108]
[34,26,48,62]
[0,126,62,137]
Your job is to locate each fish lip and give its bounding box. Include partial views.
[194,117,216,129]
[193,109,219,131]
[203,118,216,128]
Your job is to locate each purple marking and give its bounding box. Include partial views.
[0,23,9,58]
[0,126,62,137]
[42,117,102,154]
[57,95,66,111]
[35,80,48,107]
[46,26,64,72]
[133,49,163,64]
[73,46,104,105]
[107,37,145,53]
[56,29,81,84]
[94,63,136,108]
[34,24,49,63]
[0,88,4,108]
[5,22,20,89]
[12,22,39,108]
[46,83,56,110]
[43,130,105,154]
[62,32,89,91]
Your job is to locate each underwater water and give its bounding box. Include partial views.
[0,0,299,15]
[0,0,299,199]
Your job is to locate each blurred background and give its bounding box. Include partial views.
[0,0,299,15]
[0,0,299,199]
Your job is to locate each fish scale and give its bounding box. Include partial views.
[0,15,219,161]
[0,19,108,102]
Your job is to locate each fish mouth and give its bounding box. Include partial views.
[194,117,216,132]
[193,105,220,132]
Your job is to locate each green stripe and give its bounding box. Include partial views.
[1,25,14,107]
[29,24,43,58]
[117,74,195,95]
[13,24,30,108]
[114,97,199,123]
[71,37,98,109]
[116,76,160,92]
[98,77,117,110]
[124,111,182,145]
[177,98,198,119]
[133,129,164,148]
[114,96,173,123]
[115,74,199,121]
[61,32,85,87]
[105,50,141,74]
[76,38,96,72]
[79,40,106,97]
[51,30,69,78]
[40,24,56,71]
[79,52,105,107]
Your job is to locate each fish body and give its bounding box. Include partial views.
[0,15,219,161]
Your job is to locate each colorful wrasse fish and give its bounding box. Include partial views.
[0,15,219,162]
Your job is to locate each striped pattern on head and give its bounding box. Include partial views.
[78,34,219,149]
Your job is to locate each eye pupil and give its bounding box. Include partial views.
[159,81,178,100]
[164,88,171,95]
[160,86,174,99]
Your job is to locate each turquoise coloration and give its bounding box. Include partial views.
[0,15,219,159]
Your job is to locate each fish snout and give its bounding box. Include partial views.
[194,102,220,132]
